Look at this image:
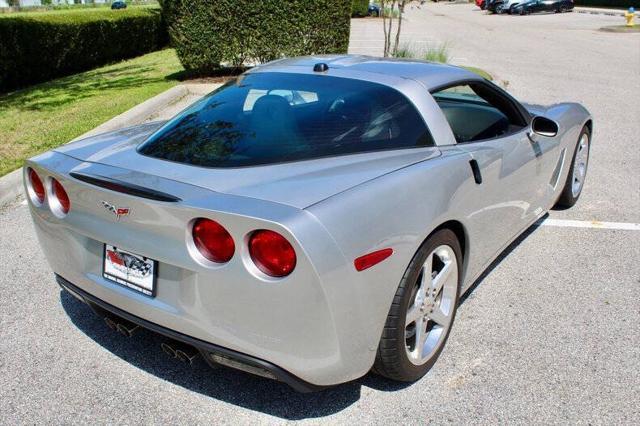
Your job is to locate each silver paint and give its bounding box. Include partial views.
[25,55,592,386]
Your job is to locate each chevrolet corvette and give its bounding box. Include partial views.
[25,55,591,392]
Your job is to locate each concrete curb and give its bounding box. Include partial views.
[575,7,639,17]
[71,85,188,142]
[0,169,23,209]
[0,83,216,208]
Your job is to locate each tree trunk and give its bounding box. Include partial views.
[381,0,389,57]
[385,1,395,57]
[393,1,405,56]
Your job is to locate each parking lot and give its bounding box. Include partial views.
[1,3,639,424]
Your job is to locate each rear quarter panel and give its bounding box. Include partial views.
[306,148,482,365]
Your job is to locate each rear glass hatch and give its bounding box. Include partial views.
[137,72,435,167]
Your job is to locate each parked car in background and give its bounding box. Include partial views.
[512,0,574,14]
[486,0,505,13]
[111,1,127,10]
[502,0,523,14]
[486,0,519,14]
[369,3,381,17]
[475,0,487,10]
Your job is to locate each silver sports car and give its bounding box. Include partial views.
[25,55,591,392]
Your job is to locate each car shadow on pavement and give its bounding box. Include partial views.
[60,291,409,419]
[60,221,541,419]
[459,221,541,305]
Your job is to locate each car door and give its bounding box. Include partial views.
[539,0,556,11]
[431,81,549,273]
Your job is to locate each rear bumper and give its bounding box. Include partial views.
[56,274,325,393]
[26,152,390,388]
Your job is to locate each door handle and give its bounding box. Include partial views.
[469,159,482,184]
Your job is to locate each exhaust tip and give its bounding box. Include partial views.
[160,340,199,365]
[115,321,140,338]
[176,350,199,365]
[161,342,176,358]
[104,317,117,331]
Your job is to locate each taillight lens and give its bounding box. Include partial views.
[249,230,296,277]
[192,218,235,263]
[28,168,45,204]
[51,178,70,214]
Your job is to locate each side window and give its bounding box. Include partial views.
[432,82,526,143]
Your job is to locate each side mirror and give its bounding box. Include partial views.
[530,116,559,138]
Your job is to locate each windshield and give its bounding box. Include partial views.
[137,72,434,167]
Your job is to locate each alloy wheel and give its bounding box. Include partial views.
[571,133,589,197]
[404,245,458,365]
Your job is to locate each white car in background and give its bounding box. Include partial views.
[500,0,521,14]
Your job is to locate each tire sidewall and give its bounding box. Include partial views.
[558,126,591,207]
[393,229,463,380]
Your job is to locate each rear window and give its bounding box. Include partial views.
[138,72,434,167]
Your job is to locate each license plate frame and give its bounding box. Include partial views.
[103,244,157,297]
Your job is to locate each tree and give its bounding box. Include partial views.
[380,0,418,57]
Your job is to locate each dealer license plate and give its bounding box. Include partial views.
[103,244,156,297]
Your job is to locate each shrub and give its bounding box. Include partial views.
[0,8,167,92]
[162,0,351,73]
[352,0,369,17]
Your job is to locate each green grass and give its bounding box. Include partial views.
[392,43,493,80]
[424,43,451,64]
[0,3,159,18]
[0,49,184,176]
[382,7,400,18]
[462,66,493,81]
[392,44,415,58]
[600,24,640,33]
[0,4,159,20]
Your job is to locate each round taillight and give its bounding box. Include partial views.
[192,218,235,263]
[51,178,70,214]
[249,230,296,277]
[28,168,45,204]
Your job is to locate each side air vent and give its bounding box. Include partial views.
[69,172,181,202]
[549,148,567,189]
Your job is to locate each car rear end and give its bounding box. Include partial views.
[24,62,443,390]
[25,150,382,390]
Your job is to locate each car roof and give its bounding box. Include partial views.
[249,55,482,91]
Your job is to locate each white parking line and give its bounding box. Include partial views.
[536,218,640,231]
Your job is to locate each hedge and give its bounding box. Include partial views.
[352,0,369,17]
[574,0,637,7]
[161,0,351,73]
[0,8,167,92]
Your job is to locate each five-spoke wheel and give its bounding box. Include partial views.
[373,229,461,381]
[405,245,458,365]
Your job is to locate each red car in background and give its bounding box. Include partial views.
[476,0,487,9]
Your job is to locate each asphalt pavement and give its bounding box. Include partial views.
[1,3,639,424]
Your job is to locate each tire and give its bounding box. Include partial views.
[555,125,591,208]
[373,229,462,381]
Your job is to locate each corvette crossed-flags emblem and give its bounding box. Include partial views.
[101,201,130,220]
